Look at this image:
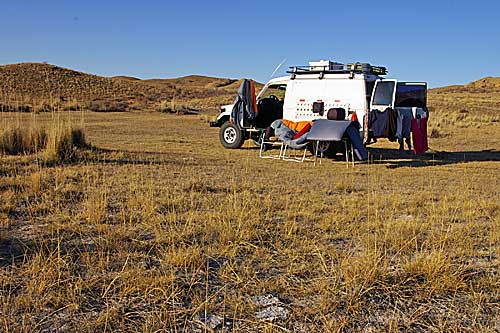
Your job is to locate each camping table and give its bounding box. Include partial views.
[306,119,354,166]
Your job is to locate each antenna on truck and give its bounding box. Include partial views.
[268,58,287,80]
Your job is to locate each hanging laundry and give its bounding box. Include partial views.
[384,108,398,142]
[368,110,388,137]
[411,117,428,154]
[368,108,397,141]
[396,108,412,151]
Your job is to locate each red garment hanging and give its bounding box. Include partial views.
[411,118,428,155]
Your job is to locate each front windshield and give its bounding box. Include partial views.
[258,84,287,101]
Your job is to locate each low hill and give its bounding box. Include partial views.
[146,75,241,90]
[111,75,141,81]
[0,62,497,119]
[428,77,500,128]
[0,63,243,112]
[431,77,500,94]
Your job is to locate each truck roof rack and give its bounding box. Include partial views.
[287,62,387,77]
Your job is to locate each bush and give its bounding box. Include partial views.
[0,103,33,112]
[155,100,200,114]
[429,128,447,138]
[88,99,128,112]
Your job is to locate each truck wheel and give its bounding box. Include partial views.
[220,122,245,149]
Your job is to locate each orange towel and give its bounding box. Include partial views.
[292,122,312,139]
[250,80,258,114]
[282,119,313,132]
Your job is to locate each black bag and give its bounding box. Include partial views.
[327,108,346,120]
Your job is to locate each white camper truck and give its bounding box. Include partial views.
[210,60,427,156]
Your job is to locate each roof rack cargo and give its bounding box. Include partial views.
[287,61,387,77]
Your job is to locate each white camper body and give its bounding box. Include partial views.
[281,72,380,129]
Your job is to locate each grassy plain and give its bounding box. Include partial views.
[0,110,499,332]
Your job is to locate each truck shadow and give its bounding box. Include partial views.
[368,148,500,168]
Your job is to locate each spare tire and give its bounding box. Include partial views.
[220,122,245,149]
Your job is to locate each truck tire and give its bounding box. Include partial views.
[220,122,245,149]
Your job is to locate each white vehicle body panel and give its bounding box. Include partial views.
[282,73,380,129]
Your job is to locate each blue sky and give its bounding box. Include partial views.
[1,0,499,87]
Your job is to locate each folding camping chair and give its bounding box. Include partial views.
[282,142,313,163]
[259,133,285,159]
[307,119,354,167]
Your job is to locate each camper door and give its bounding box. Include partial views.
[370,80,397,111]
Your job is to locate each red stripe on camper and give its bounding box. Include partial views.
[334,100,340,103]
[299,99,305,102]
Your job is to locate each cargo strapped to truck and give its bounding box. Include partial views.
[288,62,387,78]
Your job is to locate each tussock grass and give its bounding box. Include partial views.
[0,120,87,162]
[0,125,47,155]
[44,123,87,162]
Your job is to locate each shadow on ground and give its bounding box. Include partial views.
[368,148,500,168]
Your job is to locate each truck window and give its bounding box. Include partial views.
[259,84,287,101]
[395,83,427,107]
[372,81,395,106]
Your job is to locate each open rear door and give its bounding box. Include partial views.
[370,79,397,111]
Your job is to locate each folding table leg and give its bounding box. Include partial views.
[351,142,355,167]
[314,141,319,166]
[344,140,349,168]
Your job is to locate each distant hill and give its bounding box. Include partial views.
[0,62,497,118]
[430,77,500,94]
[147,75,242,90]
[428,77,500,124]
[112,75,141,81]
[0,63,245,112]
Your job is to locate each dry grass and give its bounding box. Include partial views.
[0,118,87,162]
[0,125,47,155]
[427,77,500,136]
[0,110,498,332]
[0,63,245,113]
